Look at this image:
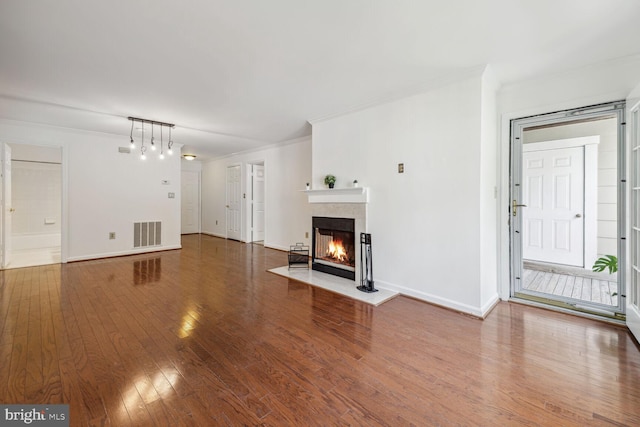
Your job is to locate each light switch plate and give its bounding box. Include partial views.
[168,192,175,198]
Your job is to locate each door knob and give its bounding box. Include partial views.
[9,208,14,213]
[576,213,582,218]
[225,205,230,208]
[512,200,527,217]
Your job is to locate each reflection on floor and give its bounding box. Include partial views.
[523,261,618,306]
[7,246,61,269]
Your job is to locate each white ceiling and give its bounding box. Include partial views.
[1,0,640,160]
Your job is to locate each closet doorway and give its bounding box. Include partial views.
[2,143,62,269]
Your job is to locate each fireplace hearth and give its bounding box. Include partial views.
[312,216,355,280]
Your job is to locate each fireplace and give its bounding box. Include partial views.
[312,216,356,280]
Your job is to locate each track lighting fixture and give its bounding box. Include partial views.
[150,123,156,151]
[127,117,176,161]
[129,119,135,147]
[140,121,146,160]
[159,126,165,160]
[167,127,174,156]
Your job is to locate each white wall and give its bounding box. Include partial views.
[201,137,312,251]
[181,158,202,172]
[11,161,62,248]
[497,55,640,299]
[0,119,182,261]
[480,67,499,308]
[312,69,499,316]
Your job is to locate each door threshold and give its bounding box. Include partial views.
[510,297,626,326]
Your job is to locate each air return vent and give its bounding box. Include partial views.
[133,221,162,248]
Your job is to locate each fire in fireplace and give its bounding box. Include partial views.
[312,216,355,280]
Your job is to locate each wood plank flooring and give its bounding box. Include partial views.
[1,234,639,426]
[523,268,619,306]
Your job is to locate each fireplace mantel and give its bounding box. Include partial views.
[304,187,369,204]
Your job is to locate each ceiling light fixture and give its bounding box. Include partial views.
[129,119,135,147]
[159,126,165,160]
[150,123,156,151]
[167,127,174,156]
[127,117,175,161]
[183,154,196,161]
[140,121,146,160]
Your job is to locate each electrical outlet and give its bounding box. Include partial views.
[109,232,116,240]
[398,163,404,173]
[168,192,175,198]
[305,232,309,238]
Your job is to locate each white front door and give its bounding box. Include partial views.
[251,165,265,242]
[1,143,11,268]
[226,165,242,241]
[181,170,200,234]
[522,146,584,266]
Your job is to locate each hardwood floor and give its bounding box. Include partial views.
[1,234,639,426]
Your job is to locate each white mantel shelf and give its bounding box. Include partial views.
[303,187,369,204]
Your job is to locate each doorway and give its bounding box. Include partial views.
[249,162,265,243]
[181,170,201,234]
[1,143,62,269]
[510,101,625,319]
[226,164,242,241]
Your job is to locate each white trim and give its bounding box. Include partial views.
[377,278,500,318]
[304,187,369,204]
[66,244,181,262]
[627,100,640,341]
[522,136,599,151]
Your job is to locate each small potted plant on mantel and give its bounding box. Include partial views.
[324,174,336,189]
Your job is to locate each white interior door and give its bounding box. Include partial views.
[251,165,265,242]
[627,101,640,342]
[226,165,242,241]
[181,170,200,234]
[1,143,11,268]
[522,146,584,266]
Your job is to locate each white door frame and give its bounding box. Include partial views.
[0,142,67,268]
[1,143,12,268]
[245,161,265,243]
[522,136,599,267]
[508,101,626,317]
[626,99,640,341]
[226,164,242,241]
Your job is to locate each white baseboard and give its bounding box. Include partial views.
[66,244,182,262]
[376,279,500,318]
[264,243,288,252]
[201,231,226,239]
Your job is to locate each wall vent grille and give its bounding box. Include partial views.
[134,221,162,248]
